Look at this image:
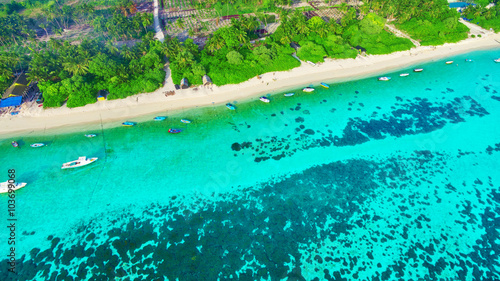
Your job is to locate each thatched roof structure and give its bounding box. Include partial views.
[202,75,212,86]
[3,73,29,99]
[180,78,189,89]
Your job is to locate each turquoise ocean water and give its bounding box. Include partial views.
[1,49,500,280]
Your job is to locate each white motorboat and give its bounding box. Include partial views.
[259,96,270,103]
[85,134,97,138]
[302,87,314,92]
[378,77,391,81]
[494,58,500,63]
[30,143,45,148]
[446,61,454,64]
[0,182,27,193]
[399,73,409,77]
[414,68,423,72]
[284,93,294,97]
[61,156,98,169]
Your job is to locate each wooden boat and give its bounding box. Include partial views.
[61,157,98,169]
[168,129,182,134]
[494,58,500,63]
[180,119,191,123]
[84,134,97,138]
[259,96,270,103]
[122,122,136,127]
[11,141,19,148]
[446,61,454,64]
[320,83,329,89]
[30,143,45,148]
[0,182,27,193]
[154,116,166,121]
[413,68,423,72]
[399,73,409,77]
[284,93,295,97]
[226,103,236,110]
[378,77,391,81]
[302,87,314,92]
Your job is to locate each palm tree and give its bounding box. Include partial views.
[105,41,119,55]
[121,45,137,60]
[63,58,89,76]
[175,50,194,68]
[40,23,49,37]
[140,13,153,32]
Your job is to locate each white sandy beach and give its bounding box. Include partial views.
[1,33,499,137]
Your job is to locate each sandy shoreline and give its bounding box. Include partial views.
[1,33,499,138]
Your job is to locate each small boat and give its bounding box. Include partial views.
[494,58,500,63]
[180,119,191,123]
[378,77,391,81]
[446,61,454,64]
[122,122,136,127]
[259,96,270,103]
[226,103,236,110]
[465,59,473,62]
[154,116,167,121]
[0,182,27,193]
[61,156,98,169]
[11,141,19,148]
[30,143,45,148]
[320,83,329,89]
[84,134,97,138]
[400,73,409,77]
[168,129,182,134]
[413,68,423,72]
[303,87,314,92]
[284,93,294,97]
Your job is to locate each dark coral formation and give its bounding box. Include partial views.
[232,96,489,163]
[2,150,499,280]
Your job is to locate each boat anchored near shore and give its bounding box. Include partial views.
[154,116,167,121]
[61,157,98,169]
[413,68,423,72]
[30,143,45,148]
[320,83,329,89]
[226,103,236,110]
[378,77,391,81]
[0,182,27,193]
[122,122,136,127]
[303,87,314,92]
[259,96,270,103]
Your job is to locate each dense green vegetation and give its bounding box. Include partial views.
[0,0,159,108]
[463,2,500,32]
[0,0,487,108]
[32,35,165,108]
[367,0,469,45]
[192,0,291,15]
[166,8,414,86]
[166,16,299,86]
